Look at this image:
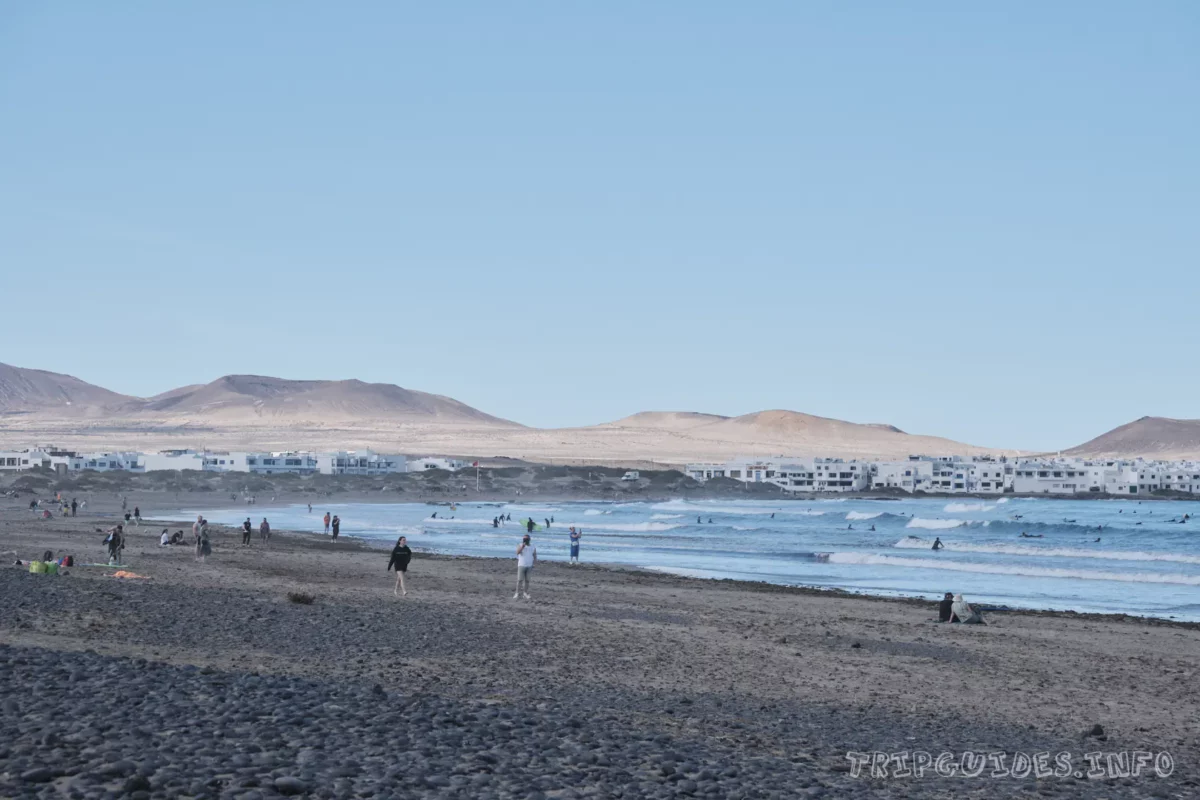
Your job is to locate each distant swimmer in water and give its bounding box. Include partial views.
[1019,532,1044,538]
[1063,519,1077,523]
[771,513,775,519]
[847,524,854,530]
[1094,537,1101,542]
[708,518,713,524]
[698,516,702,524]
[869,525,876,531]
[1136,522,1143,525]
[431,512,437,519]
[1012,514,1023,520]
[932,537,943,551]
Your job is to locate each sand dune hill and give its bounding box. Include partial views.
[601,411,730,430]
[1065,416,1200,460]
[0,363,135,416]
[0,363,997,461]
[139,375,519,426]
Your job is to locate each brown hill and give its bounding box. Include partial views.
[0,363,136,416]
[1065,416,1200,460]
[139,375,520,426]
[602,411,730,430]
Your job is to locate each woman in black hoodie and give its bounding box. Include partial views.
[387,536,412,596]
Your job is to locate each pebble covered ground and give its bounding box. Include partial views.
[2,505,1197,798]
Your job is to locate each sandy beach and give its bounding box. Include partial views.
[1,491,1197,799]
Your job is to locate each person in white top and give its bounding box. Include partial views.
[514,534,536,599]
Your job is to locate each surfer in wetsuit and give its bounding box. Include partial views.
[869,524,876,532]
[932,537,943,551]
[698,516,702,524]
[526,518,535,533]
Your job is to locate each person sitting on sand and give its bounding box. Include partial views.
[160,529,171,546]
[932,537,943,551]
[950,594,985,625]
[388,535,412,596]
[171,530,184,545]
[938,592,954,622]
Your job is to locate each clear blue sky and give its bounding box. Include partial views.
[2,2,1197,451]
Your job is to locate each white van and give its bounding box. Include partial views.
[621,471,640,481]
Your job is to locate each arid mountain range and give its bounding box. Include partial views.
[0,363,1194,462]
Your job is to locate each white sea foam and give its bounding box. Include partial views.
[906,518,968,530]
[995,498,1010,504]
[846,511,883,521]
[824,552,1200,585]
[944,502,995,513]
[733,525,762,531]
[651,514,684,520]
[894,537,1200,565]
[564,521,682,532]
[584,509,604,516]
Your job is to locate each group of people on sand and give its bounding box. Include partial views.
[385,527,584,600]
[321,511,341,540]
[937,592,986,624]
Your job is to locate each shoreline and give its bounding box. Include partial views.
[156,509,1200,630]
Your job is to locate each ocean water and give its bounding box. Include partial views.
[187,497,1200,621]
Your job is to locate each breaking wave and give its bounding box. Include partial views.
[944,502,995,513]
[894,537,1200,565]
[822,553,1200,585]
[906,518,969,530]
[846,511,883,521]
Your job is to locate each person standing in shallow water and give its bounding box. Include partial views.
[388,536,412,596]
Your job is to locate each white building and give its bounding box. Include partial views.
[318,451,407,476]
[407,457,465,473]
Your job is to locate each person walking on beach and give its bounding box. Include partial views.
[388,535,412,596]
[133,506,141,526]
[197,525,212,562]
[192,515,203,542]
[569,527,581,565]
[514,534,536,599]
[323,512,331,535]
[242,518,253,546]
[70,498,77,517]
[104,524,124,565]
[331,515,340,541]
[259,518,271,544]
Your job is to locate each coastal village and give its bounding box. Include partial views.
[3,445,1199,496]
